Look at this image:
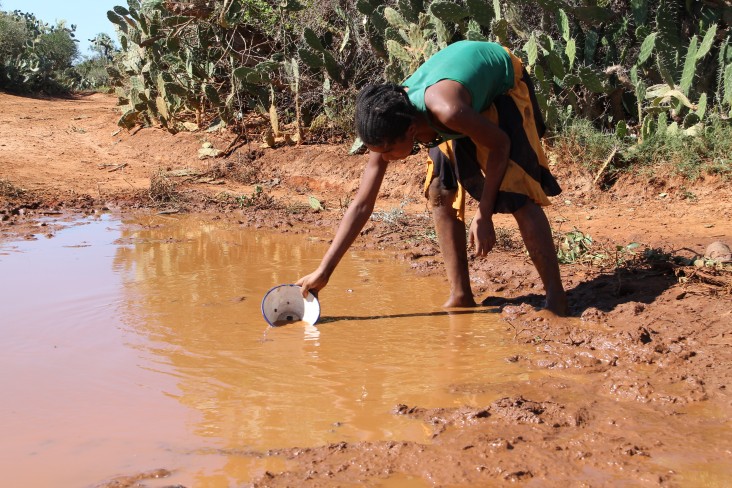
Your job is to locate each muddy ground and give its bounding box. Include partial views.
[1,91,731,487]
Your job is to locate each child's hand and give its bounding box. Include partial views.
[296,268,330,298]
[468,210,496,256]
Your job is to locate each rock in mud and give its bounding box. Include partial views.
[704,241,732,263]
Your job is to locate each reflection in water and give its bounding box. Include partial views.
[1,214,535,487]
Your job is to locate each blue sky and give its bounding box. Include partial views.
[1,0,121,57]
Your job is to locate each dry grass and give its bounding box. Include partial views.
[148,169,180,204]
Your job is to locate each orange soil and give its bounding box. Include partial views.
[1,91,731,487]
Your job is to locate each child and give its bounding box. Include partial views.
[297,40,568,316]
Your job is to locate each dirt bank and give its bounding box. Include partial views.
[1,91,731,486]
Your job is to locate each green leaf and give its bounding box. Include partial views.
[349,137,366,154]
[563,73,581,87]
[467,0,494,26]
[323,51,341,82]
[525,34,538,67]
[696,24,717,60]
[387,39,412,66]
[203,84,222,106]
[584,30,598,65]
[491,18,508,45]
[680,36,698,95]
[398,0,422,24]
[724,63,732,106]
[695,92,707,119]
[384,7,409,30]
[656,55,676,88]
[579,66,606,93]
[615,120,628,139]
[113,6,130,16]
[565,38,576,70]
[558,9,570,42]
[466,27,488,42]
[429,1,468,23]
[107,11,128,33]
[657,112,668,134]
[547,50,565,79]
[233,66,265,84]
[309,196,324,211]
[165,82,188,98]
[356,0,377,15]
[256,58,276,73]
[637,32,656,65]
[304,28,324,52]
[572,6,614,25]
[370,5,389,33]
[298,48,324,69]
[631,0,648,25]
[645,84,697,109]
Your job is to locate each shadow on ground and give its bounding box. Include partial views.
[482,267,678,316]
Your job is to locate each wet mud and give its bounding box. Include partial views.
[1,92,731,487]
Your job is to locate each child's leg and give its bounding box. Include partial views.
[427,177,476,308]
[512,200,568,316]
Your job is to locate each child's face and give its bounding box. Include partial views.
[367,134,413,162]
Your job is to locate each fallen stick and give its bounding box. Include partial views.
[107,163,128,172]
[593,146,619,185]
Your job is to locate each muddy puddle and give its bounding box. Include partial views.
[1,213,545,487]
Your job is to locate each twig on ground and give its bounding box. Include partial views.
[594,146,618,185]
[98,163,128,172]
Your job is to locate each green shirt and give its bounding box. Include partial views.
[403,41,514,141]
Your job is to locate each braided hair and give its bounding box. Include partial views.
[355,83,418,146]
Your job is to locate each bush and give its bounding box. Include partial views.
[68,33,118,91]
[626,116,732,180]
[0,10,79,93]
[549,117,619,174]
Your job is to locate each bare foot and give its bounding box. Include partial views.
[442,295,477,308]
[545,293,569,317]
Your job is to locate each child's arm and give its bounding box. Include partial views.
[297,151,389,296]
[424,79,510,256]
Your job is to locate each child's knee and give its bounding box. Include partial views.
[427,177,456,209]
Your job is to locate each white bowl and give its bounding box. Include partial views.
[261,284,320,326]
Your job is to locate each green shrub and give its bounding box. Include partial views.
[69,34,118,90]
[624,116,732,179]
[549,117,618,174]
[0,10,78,93]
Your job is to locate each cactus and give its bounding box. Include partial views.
[679,36,699,95]
[297,48,323,69]
[283,58,303,143]
[466,0,494,27]
[397,0,422,24]
[356,0,379,16]
[429,1,467,24]
[107,2,278,132]
[724,63,732,108]
[298,27,342,84]
[104,0,732,141]
[637,32,656,66]
[384,7,409,31]
[558,9,570,43]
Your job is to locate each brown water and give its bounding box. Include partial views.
[0,214,537,487]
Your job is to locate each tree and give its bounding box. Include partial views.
[0,10,79,93]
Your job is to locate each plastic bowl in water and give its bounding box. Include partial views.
[261,284,320,326]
